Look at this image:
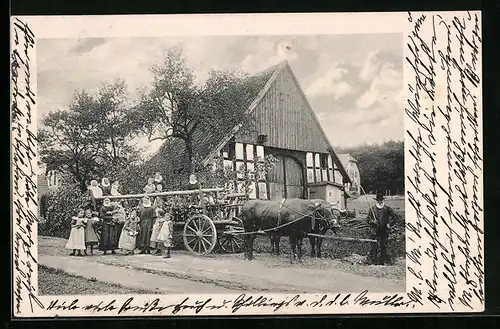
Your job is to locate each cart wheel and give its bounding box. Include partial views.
[183,214,217,256]
[218,217,245,253]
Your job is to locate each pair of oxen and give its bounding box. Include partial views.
[240,198,341,261]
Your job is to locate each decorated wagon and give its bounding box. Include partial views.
[92,187,248,256]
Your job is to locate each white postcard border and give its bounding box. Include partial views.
[10,11,484,317]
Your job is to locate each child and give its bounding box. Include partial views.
[88,180,103,209]
[118,207,139,255]
[154,172,165,190]
[157,208,174,258]
[84,208,100,255]
[144,178,155,194]
[153,184,165,209]
[110,180,122,196]
[66,208,87,256]
[150,208,166,255]
[101,177,112,196]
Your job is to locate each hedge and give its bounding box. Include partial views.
[38,183,92,239]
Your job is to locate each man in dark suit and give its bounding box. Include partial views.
[366,192,400,265]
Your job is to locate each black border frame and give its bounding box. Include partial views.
[9,0,500,326]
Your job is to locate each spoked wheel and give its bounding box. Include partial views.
[218,217,245,254]
[183,214,217,256]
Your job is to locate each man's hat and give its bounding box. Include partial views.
[374,192,385,201]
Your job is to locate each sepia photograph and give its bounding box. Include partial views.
[35,33,405,295]
[11,12,483,316]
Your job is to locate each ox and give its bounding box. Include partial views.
[241,198,338,261]
[268,205,341,258]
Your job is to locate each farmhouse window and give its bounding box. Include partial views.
[247,162,255,175]
[237,181,245,194]
[319,154,328,182]
[246,144,254,161]
[235,143,244,160]
[258,182,268,200]
[307,169,314,183]
[220,142,268,200]
[223,139,236,160]
[256,145,264,159]
[306,153,314,167]
[306,152,315,183]
[248,182,257,199]
[222,144,229,159]
[313,153,321,182]
[236,161,245,179]
[320,154,328,169]
[327,155,334,183]
[223,160,233,170]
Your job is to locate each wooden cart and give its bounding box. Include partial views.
[93,187,248,256]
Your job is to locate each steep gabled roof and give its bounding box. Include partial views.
[338,153,358,168]
[201,61,350,183]
[148,61,350,184]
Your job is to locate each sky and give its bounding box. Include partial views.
[37,34,403,156]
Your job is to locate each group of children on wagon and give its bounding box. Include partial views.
[65,172,175,259]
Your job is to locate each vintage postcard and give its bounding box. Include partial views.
[11,12,483,317]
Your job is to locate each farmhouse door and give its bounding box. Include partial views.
[284,156,304,199]
[267,154,304,200]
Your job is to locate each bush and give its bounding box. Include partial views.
[38,183,92,239]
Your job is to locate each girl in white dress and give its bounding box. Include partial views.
[149,208,166,255]
[144,178,155,194]
[118,208,139,255]
[157,208,174,258]
[65,208,87,256]
[110,181,122,196]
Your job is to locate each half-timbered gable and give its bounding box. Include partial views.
[149,60,351,205]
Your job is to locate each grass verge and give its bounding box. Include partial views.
[38,264,157,295]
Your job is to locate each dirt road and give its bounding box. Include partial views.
[38,236,405,295]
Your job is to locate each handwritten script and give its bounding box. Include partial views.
[11,11,484,317]
[11,17,44,315]
[405,11,483,311]
[44,291,418,316]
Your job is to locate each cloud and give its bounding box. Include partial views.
[240,38,299,74]
[305,56,356,100]
[356,60,402,112]
[356,88,379,110]
[359,50,383,81]
[70,38,107,54]
[37,34,403,149]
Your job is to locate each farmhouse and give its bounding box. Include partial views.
[338,153,361,197]
[149,61,351,208]
[37,164,63,218]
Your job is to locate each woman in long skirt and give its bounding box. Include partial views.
[99,198,119,254]
[136,196,155,254]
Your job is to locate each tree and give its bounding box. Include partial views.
[39,80,138,192]
[129,46,254,172]
[336,140,404,195]
[128,47,200,169]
